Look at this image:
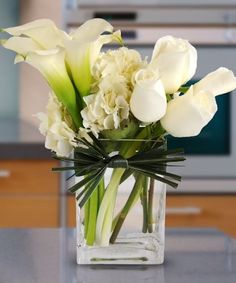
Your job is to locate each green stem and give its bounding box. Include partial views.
[141,176,149,233]
[148,178,155,233]
[112,179,141,231]
[86,187,99,246]
[98,177,105,206]
[96,124,164,246]
[84,199,90,238]
[110,174,144,244]
[96,168,125,246]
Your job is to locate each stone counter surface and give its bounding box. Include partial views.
[0,119,50,159]
[0,228,235,283]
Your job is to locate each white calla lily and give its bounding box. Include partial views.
[130,69,167,123]
[150,36,197,94]
[65,40,91,97]
[3,18,68,49]
[65,19,122,97]
[194,67,236,96]
[26,48,81,129]
[161,86,217,137]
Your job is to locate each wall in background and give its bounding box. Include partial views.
[0,0,19,119]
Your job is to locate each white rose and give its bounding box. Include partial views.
[160,67,236,137]
[150,36,197,94]
[130,68,167,123]
[160,87,217,137]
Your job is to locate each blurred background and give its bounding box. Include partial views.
[0,0,236,237]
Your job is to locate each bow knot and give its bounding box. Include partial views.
[108,154,128,169]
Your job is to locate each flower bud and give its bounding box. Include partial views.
[150,36,197,94]
[130,69,167,123]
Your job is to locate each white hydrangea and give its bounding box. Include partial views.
[81,47,146,135]
[35,92,77,157]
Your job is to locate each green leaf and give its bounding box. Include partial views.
[129,157,185,164]
[75,137,107,158]
[130,148,184,161]
[179,86,190,94]
[132,164,182,181]
[129,166,179,188]
[74,161,105,177]
[101,119,139,140]
[68,171,101,193]
[52,166,78,172]
[74,147,101,160]
[78,167,107,207]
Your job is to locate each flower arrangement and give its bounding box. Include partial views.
[1,18,236,263]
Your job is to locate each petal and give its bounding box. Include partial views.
[151,51,190,94]
[130,78,167,123]
[56,139,74,157]
[103,115,114,129]
[34,112,48,135]
[45,132,57,152]
[90,30,123,68]
[194,67,236,96]
[14,54,24,64]
[2,36,41,56]
[4,19,55,35]
[65,30,122,97]
[4,19,68,49]
[25,48,82,129]
[161,87,217,137]
[65,40,91,96]
[150,36,197,94]
[70,18,113,41]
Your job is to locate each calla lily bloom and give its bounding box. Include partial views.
[2,18,68,49]
[26,48,82,129]
[65,19,123,97]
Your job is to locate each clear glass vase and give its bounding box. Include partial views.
[76,169,166,265]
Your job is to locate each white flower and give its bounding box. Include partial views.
[2,19,68,49]
[65,19,122,96]
[35,93,77,157]
[194,67,236,96]
[81,47,145,134]
[160,87,217,137]
[25,48,82,129]
[161,67,236,137]
[1,19,69,63]
[150,36,197,94]
[130,68,167,123]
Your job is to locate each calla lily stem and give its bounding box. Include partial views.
[110,174,144,244]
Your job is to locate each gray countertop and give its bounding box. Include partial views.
[0,228,235,283]
[0,119,51,159]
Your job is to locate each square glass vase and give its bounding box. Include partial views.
[76,170,166,265]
